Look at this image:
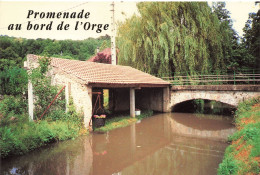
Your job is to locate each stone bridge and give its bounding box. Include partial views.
[170,85,260,108]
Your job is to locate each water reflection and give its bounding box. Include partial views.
[168,113,236,141]
[1,136,93,175]
[1,113,235,175]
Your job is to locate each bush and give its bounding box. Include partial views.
[235,97,259,116]
[0,67,28,95]
[0,119,80,158]
[0,95,27,126]
[30,56,66,119]
[218,155,240,175]
[0,57,84,158]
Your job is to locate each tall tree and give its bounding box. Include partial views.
[241,10,260,69]
[212,2,240,71]
[117,2,227,77]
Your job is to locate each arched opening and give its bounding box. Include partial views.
[172,99,236,116]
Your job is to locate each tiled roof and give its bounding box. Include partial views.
[28,54,170,87]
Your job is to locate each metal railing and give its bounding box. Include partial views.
[161,69,260,85]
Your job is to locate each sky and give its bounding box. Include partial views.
[216,1,259,36]
[0,1,259,40]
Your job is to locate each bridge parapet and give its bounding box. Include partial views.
[171,85,260,92]
[162,69,260,86]
[170,86,260,107]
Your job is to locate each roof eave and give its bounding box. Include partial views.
[88,82,170,88]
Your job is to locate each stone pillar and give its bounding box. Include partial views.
[163,86,170,112]
[25,59,34,121]
[28,80,34,121]
[85,86,92,129]
[130,88,135,117]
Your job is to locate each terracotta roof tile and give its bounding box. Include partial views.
[28,54,170,87]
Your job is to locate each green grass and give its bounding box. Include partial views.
[0,119,82,158]
[218,97,260,175]
[94,110,153,132]
[0,96,85,159]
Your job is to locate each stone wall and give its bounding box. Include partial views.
[109,88,130,112]
[109,87,168,113]
[51,68,92,128]
[171,90,260,108]
[135,88,164,112]
[26,55,92,128]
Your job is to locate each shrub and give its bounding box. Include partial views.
[0,67,28,95]
[218,155,240,175]
[29,56,66,119]
[0,56,84,158]
[0,95,27,126]
[0,119,80,158]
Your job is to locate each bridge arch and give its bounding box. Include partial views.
[170,90,259,109]
[171,98,235,112]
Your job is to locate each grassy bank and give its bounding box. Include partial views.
[218,97,260,175]
[0,120,83,158]
[0,96,86,159]
[94,110,153,132]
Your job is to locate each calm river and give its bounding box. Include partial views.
[1,113,236,175]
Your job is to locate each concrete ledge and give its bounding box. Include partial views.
[171,85,260,92]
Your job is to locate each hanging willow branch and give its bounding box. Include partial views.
[117,2,228,77]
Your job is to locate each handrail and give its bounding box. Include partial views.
[162,73,260,85]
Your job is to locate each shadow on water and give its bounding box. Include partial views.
[172,99,236,116]
[1,113,235,175]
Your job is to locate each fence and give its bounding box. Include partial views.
[161,69,260,85]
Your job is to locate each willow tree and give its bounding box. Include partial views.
[117,2,226,77]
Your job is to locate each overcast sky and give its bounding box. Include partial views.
[0,1,258,40]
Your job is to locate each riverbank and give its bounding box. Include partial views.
[0,120,86,159]
[94,110,153,132]
[218,97,260,175]
[0,95,87,159]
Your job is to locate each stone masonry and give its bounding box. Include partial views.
[171,89,260,108]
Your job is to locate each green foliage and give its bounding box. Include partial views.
[0,120,80,158]
[38,56,51,74]
[117,2,227,77]
[242,10,260,69]
[218,155,240,175]
[0,96,83,158]
[58,98,83,129]
[218,97,260,175]
[230,123,260,142]
[0,35,110,73]
[212,2,241,71]
[235,97,259,117]
[0,95,27,126]
[29,57,65,119]
[0,67,28,95]
[95,110,153,132]
[194,99,205,113]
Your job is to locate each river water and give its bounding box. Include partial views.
[1,113,236,175]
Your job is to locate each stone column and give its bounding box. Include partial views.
[163,86,170,112]
[28,80,34,120]
[25,59,34,121]
[130,88,135,117]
